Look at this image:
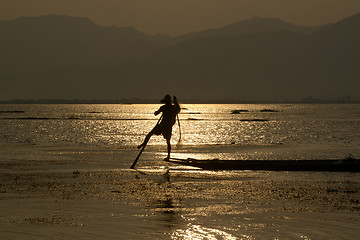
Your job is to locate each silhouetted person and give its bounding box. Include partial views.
[137,95,180,160]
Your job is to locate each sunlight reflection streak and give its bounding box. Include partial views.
[171,223,242,240]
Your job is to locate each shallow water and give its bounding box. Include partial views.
[1,104,360,239]
[1,158,360,239]
[1,104,360,160]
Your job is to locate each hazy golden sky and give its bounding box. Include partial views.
[1,0,360,36]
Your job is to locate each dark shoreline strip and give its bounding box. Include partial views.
[0,111,25,113]
[168,158,360,172]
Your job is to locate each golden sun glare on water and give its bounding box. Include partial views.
[172,223,238,239]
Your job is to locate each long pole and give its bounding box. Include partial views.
[177,114,181,143]
[130,115,163,169]
[130,144,146,169]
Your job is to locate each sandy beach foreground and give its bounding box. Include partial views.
[1,144,360,239]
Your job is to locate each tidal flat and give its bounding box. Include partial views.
[1,144,360,239]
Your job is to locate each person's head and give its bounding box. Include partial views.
[160,94,172,104]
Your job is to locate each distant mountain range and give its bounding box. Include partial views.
[1,14,359,101]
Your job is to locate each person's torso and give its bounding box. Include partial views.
[160,104,179,126]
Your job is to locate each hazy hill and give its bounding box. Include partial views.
[128,13,360,100]
[0,15,171,99]
[144,31,305,100]
[297,13,360,98]
[175,17,319,43]
[0,15,166,68]
[0,13,359,101]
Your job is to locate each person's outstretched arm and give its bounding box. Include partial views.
[154,105,164,116]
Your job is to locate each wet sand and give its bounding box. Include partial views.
[1,144,360,239]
